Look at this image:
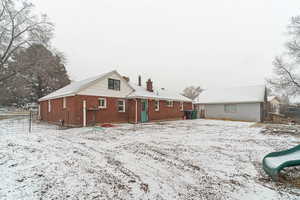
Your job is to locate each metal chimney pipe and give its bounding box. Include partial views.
[138,75,141,86]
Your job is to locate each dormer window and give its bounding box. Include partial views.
[108,78,121,90]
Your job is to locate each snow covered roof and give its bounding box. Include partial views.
[267,96,280,102]
[127,83,192,102]
[39,70,191,102]
[39,71,117,101]
[195,85,266,104]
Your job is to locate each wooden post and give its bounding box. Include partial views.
[29,111,32,133]
[83,100,86,127]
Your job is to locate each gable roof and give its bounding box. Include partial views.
[39,70,191,102]
[39,70,133,101]
[127,83,192,102]
[268,96,280,102]
[195,85,266,104]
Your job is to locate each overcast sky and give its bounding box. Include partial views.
[31,0,300,92]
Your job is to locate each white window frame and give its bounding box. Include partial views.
[63,97,67,109]
[224,104,237,113]
[98,98,107,109]
[48,100,51,112]
[180,102,184,111]
[167,100,173,107]
[155,100,160,111]
[117,100,126,112]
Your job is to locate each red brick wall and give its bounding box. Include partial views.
[39,96,77,126]
[40,95,193,126]
[74,95,130,126]
[148,100,192,121]
[128,99,140,123]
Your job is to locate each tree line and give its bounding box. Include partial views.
[0,0,69,106]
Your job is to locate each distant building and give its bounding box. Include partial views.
[267,96,281,114]
[38,70,192,127]
[194,85,267,122]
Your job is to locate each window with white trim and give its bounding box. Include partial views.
[117,100,125,112]
[48,100,51,112]
[224,104,237,113]
[108,78,121,90]
[98,98,107,109]
[155,100,159,111]
[166,100,173,107]
[180,102,184,111]
[63,97,67,109]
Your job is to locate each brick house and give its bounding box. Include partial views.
[38,70,192,127]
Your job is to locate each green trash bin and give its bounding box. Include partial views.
[191,110,197,119]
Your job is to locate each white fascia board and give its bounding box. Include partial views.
[38,93,76,102]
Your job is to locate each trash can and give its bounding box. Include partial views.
[184,110,193,119]
[191,110,197,119]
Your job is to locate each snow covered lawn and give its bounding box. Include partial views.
[1,119,300,200]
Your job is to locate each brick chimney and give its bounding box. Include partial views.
[146,78,153,92]
[122,76,130,82]
[138,75,142,86]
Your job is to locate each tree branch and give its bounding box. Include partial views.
[0,71,16,83]
[280,65,300,88]
[1,2,15,63]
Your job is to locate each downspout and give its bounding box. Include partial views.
[135,99,138,124]
[38,104,41,120]
[83,100,87,127]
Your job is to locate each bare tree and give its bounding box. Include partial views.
[268,16,300,96]
[182,86,203,100]
[0,0,53,82]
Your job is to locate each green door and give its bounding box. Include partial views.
[141,99,148,123]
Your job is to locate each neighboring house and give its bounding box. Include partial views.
[267,96,281,114]
[194,85,267,122]
[38,70,192,127]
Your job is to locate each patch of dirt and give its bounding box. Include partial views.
[261,124,300,136]
[279,167,300,189]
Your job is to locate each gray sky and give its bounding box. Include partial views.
[31,0,300,92]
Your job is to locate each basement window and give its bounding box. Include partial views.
[117,100,125,112]
[98,98,107,109]
[155,100,159,111]
[224,104,237,113]
[108,78,121,91]
[166,100,173,107]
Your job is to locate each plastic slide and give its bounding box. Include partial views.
[262,145,300,181]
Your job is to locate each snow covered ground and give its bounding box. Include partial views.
[1,118,300,200]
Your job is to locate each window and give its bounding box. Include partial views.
[155,100,159,111]
[166,100,173,107]
[63,97,67,109]
[180,102,184,111]
[48,100,51,112]
[117,100,125,112]
[224,104,237,113]
[108,78,120,90]
[98,98,107,109]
